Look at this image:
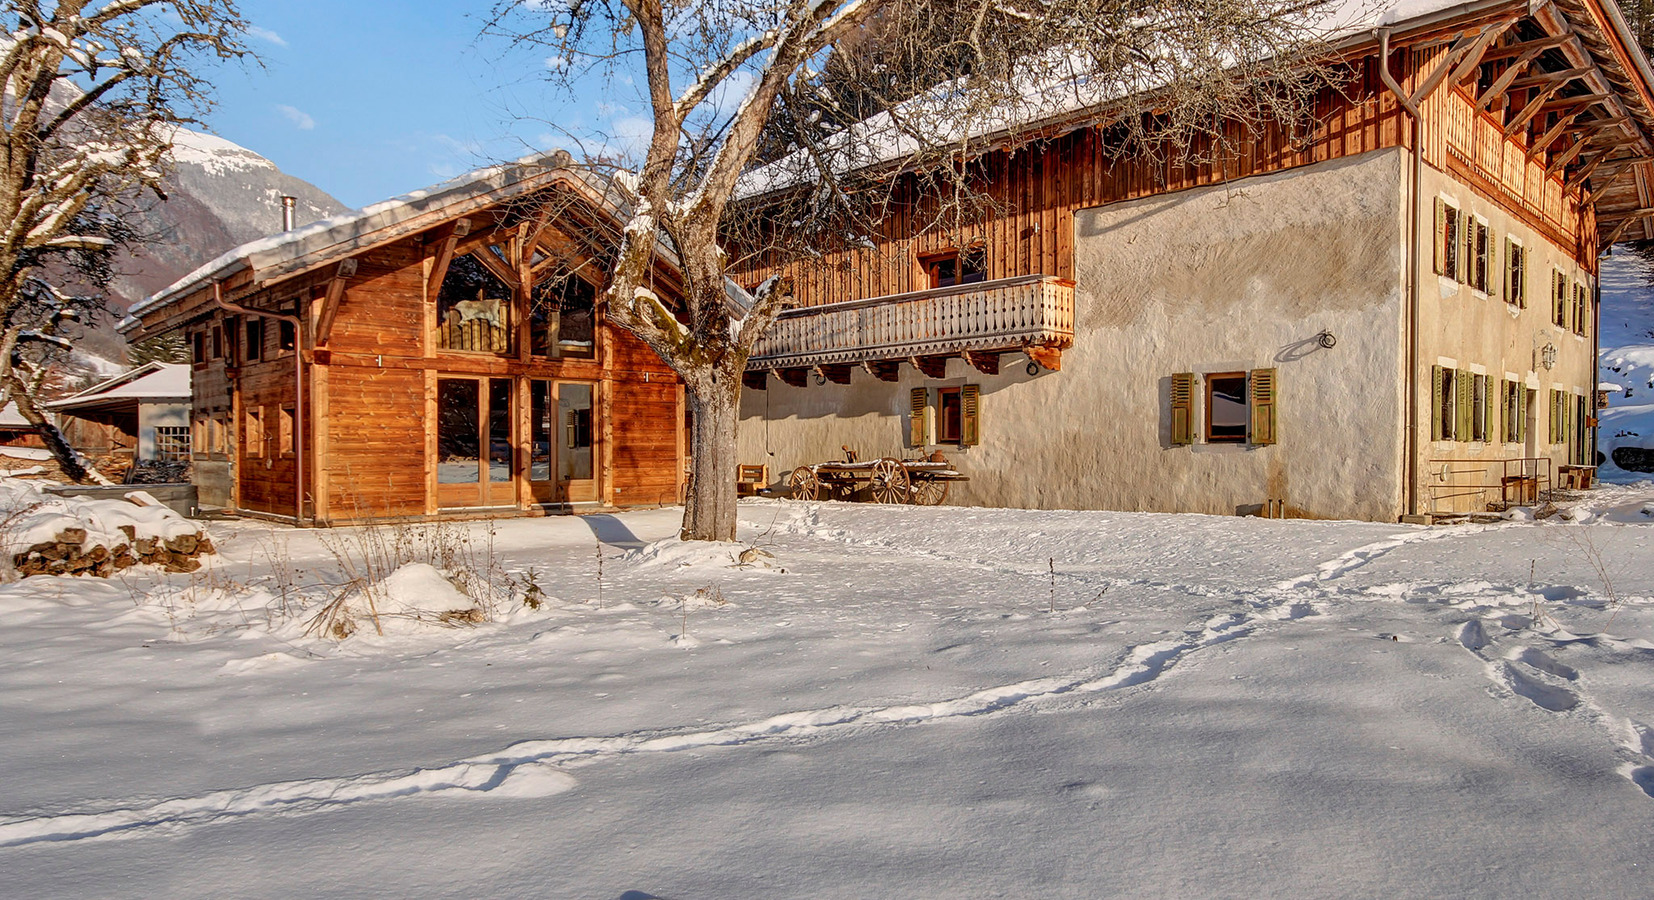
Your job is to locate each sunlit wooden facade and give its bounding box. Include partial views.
[123,158,686,525]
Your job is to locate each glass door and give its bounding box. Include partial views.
[437,377,515,508]
[529,380,596,504]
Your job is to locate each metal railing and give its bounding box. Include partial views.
[1425,456,1554,516]
[748,274,1075,370]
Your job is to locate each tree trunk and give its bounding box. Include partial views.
[681,377,741,542]
[6,380,90,483]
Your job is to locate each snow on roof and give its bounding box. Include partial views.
[128,150,583,326]
[47,363,190,411]
[0,402,33,428]
[738,0,1508,198]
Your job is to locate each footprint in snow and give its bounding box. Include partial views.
[1509,647,1578,681]
[1457,619,1489,651]
[1499,660,1580,712]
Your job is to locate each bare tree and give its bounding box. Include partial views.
[0,0,247,482]
[487,0,1337,542]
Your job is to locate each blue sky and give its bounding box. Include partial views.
[203,0,638,209]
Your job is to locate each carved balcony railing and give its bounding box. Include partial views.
[747,274,1075,374]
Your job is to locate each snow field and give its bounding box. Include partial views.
[1,496,1653,896]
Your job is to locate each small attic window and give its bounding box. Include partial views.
[531,270,596,359]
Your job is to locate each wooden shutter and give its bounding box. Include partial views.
[1249,368,1277,445]
[1516,385,1527,442]
[909,387,930,447]
[1170,372,1195,445]
[960,384,980,447]
[1458,210,1471,284]
[1456,369,1472,441]
[1552,271,1566,326]
[1433,198,1446,275]
[1431,365,1445,441]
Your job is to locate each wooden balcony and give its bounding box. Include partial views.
[747,275,1075,382]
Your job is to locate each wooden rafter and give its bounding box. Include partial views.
[312,258,359,347]
[1025,346,1063,372]
[1539,91,1611,113]
[963,350,1000,376]
[1507,65,1594,90]
[776,368,808,388]
[863,360,901,382]
[1550,133,1637,177]
[1478,31,1571,65]
[1528,108,1591,158]
[820,364,853,385]
[1505,81,1568,136]
[426,217,471,300]
[469,243,522,290]
[911,356,949,379]
[1410,21,1515,109]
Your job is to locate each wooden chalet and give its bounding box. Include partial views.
[729,0,1654,521]
[122,153,686,525]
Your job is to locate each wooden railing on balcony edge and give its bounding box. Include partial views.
[747,274,1075,371]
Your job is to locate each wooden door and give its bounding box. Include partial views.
[528,379,596,504]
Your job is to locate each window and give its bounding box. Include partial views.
[437,253,514,354]
[245,320,264,362]
[1501,379,1528,443]
[1505,239,1526,308]
[937,388,963,443]
[210,326,223,360]
[213,414,229,456]
[192,415,208,454]
[531,271,596,359]
[1471,219,1491,293]
[154,426,190,463]
[191,331,206,365]
[921,247,986,289]
[1572,280,1589,336]
[278,321,296,352]
[1471,374,1490,442]
[1432,366,1467,441]
[1435,199,1464,281]
[245,407,264,458]
[1552,270,1570,328]
[1205,373,1249,443]
[909,385,980,447]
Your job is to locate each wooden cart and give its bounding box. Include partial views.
[785,455,967,506]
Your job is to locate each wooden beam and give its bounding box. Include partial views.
[863,360,902,382]
[1409,22,1512,109]
[776,368,808,388]
[741,370,767,391]
[1444,19,1515,88]
[1528,109,1589,159]
[1025,346,1063,372]
[911,355,949,379]
[469,244,523,290]
[426,217,471,299]
[1551,134,1637,177]
[963,350,1000,375]
[1507,66,1593,90]
[1539,92,1611,112]
[1477,32,1571,65]
[1603,215,1644,247]
[1505,81,1567,136]
[820,364,853,385]
[1586,162,1650,204]
[1477,46,1545,111]
[312,258,359,347]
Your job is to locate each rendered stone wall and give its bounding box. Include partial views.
[738,148,1410,521]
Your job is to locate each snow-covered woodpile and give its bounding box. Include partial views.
[3,479,213,577]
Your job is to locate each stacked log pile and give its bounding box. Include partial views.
[12,525,215,577]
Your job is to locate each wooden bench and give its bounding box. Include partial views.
[1558,465,1596,491]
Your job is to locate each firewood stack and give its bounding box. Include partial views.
[12,524,215,577]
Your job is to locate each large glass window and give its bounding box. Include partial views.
[559,383,593,481]
[531,271,596,358]
[437,379,480,484]
[531,381,552,482]
[488,378,512,483]
[437,254,514,354]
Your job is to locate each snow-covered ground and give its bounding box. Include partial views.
[1598,251,1654,481]
[3,491,1654,898]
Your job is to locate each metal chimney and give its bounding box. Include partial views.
[280,196,296,231]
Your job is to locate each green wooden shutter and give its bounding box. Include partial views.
[1433,198,1446,275]
[1484,225,1496,296]
[1548,390,1558,444]
[1456,369,1473,441]
[1249,368,1277,445]
[1458,210,1471,284]
[960,384,980,447]
[909,387,930,447]
[1170,372,1194,445]
[1516,386,1527,442]
[1431,365,1445,441]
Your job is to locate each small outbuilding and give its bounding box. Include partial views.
[46,362,192,464]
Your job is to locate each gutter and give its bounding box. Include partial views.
[1378,27,1425,521]
[212,281,307,525]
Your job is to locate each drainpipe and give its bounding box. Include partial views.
[212,281,306,524]
[1379,28,1424,520]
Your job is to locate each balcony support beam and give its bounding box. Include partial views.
[863,360,902,382]
[912,356,950,379]
[1026,345,1063,372]
[820,364,854,385]
[964,350,1001,375]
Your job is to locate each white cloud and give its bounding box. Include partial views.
[248,26,287,47]
[544,55,568,72]
[276,105,315,131]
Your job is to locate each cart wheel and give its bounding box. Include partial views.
[788,466,819,502]
[911,476,950,506]
[868,458,910,505]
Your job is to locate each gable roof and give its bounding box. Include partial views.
[47,362,190,413]
[121,149,630,333]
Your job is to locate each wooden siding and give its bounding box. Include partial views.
[731,50,1599,308]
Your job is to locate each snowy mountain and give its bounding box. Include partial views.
[90,129,349,358]
[1596,251,1654,479]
